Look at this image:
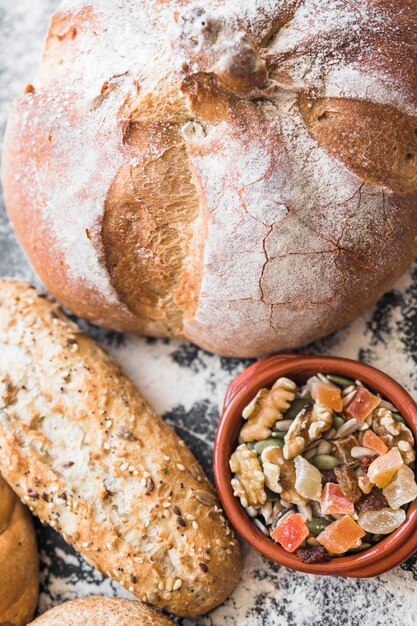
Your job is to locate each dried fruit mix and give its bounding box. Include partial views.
[229,372,417,562]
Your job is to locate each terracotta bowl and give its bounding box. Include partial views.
[213,353,417,577]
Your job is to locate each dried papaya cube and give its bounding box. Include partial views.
[270,513,309,552]
[382,465,417,510]
[317,515,365,554]
[344,387,381,423]
[321,483,355,515]
[362,430,388,456]
[311,382,343,412]
[367,447,403,488]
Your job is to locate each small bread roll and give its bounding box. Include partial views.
[0,279,240,618]
[28,597,174,625]
[0,476,38,626]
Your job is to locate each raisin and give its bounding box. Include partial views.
[359,455,378,471]
[356,487,388,512]
[322,469,338,484]
[296,545,332,564]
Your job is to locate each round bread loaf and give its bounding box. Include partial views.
[0,476,38,626]
[2,0,417,357]
[28,597,174,626]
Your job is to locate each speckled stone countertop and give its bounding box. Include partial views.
[1,1,417,624]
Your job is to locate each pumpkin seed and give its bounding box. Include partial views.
[347,543,372,553]
[311,454,339,470]
[327,374,355,388]
[308,517,331,536]
[284,398,310,421]
[394,413,406,424]
[304,446,319,461]
[254,438,284,454]
[270,431,286,440]
[332,415,345,429]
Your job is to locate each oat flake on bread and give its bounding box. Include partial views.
[2,0,417,357]
[0,279,241,618]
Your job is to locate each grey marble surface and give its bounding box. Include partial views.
[1,1,417,624]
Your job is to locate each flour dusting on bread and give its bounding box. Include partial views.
[2,0,417,356]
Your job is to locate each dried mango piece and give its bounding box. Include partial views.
[362,429,388,456]
[367,447,403,488]
[311,382,343,412]
[321,483,354,515]
[317,516,365,554]
[344,387,381,423]
[240,377,296,442]
[271,513,309,552]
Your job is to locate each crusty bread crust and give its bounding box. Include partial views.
[2,0,417,356]
[3,0,417,356]
[0,476,38,626]
[29,596,175,625]
[0,279,240,618]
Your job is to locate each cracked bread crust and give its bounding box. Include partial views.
[29,596,175,625]
[0,280,241,618]
[2,0,417,356]
[0,476,38,626]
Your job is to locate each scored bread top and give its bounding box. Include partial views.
[2,0,417,357]
[29,596,175,625]
[0,279,241,618]
[0,476,38,626]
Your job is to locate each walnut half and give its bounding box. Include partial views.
[261,446,308,506]
[283,404,332,460]
[372,408,415,465]
[240,377,297,442]
[230,444,266,508]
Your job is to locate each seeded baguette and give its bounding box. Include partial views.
[28,596,175,625]
[0,475,38,626]
[0,279,241,618]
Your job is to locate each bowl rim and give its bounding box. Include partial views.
[213,353,417,577]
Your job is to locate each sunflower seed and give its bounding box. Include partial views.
[335,418,359,438]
